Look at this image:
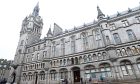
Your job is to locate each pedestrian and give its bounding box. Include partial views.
[64,78,68,84]
[89,77,92,84]
[100,75,104,82]
[80,78,83,84]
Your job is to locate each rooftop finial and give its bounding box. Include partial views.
[32,2,39,16]
[97,6,105,20]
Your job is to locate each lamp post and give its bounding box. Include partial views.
[44,67,49,84]
[11,64,19,84]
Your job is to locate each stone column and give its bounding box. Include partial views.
[68,70,72,84]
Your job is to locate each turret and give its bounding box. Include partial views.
[97,6,105,20]
[47,27,53,37]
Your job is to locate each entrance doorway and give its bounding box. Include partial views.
[72,67,80,83]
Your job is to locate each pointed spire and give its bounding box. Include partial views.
[97,6,105,19]
[32,2,40,16]
[47,26,53,37]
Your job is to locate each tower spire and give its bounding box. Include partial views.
[47,26,53,37]
[32,2,39,16]
[97,6,105,20]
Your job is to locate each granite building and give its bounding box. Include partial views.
[9,2,140,84]
[0,59,13,82]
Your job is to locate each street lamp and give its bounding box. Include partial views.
[11,64,19,84]
[44,67,49,84]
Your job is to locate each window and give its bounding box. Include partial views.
[71,36,75,53]
[33,47,35,52]
[43,51,47,58]
[121,48,127,56]
[38,45,40,50]
[93,54,98,61]
[59,69,68,79]
[98,53,103,60]
[84,65,96,78]
[132,46,138,55]
[122,20,129,27]
[95,30,102,47]
[52,42,56,57]
[84,56,87,63]
[120,60,133,75]
[61,39,65,56]
[113,33,121,44]
[40,71,45,80]
[136,16,140,23]
[81,33,88,50]
[50,70,57,80]
[99,63,112,77]
[27,49,30,53]
[126,29,136,41]
[44,43,46,48]
[106,36,111,45]
[36,53,39,60]
[109,23,116,30]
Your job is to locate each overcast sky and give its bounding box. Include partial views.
[0,0,140,60]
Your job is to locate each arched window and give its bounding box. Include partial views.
[116,49,122,57]
[61,39,65,56]
[126,29,136,41]
[63,59,66,66]
[99,63,112,77]
[75,57,78,64]
[102,52,107,60]
[95,30,102,47]
[79,56,82,64]
[98,53,103,60]
[83,55,87,63]
[71,36,76,53]
[126,47,133,56]
[60,60,63,66]
[50,70,57,80]
[67,59,70,65]
[28,72,32,81]
[81,32,88,50]
[121,48,127,56]
[120,60,133,76]
[40,71,45,80]
[52,42,56,57]
[59,68,68,79]
[84,65,96,78]
[132,46,138,55]
[93,54,98,61]
[106,36,111,45]
[71,58,74,65]
[23,73,27,81]
[88,54,92,62]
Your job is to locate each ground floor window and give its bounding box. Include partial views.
[84,65,96,78]
[99,63,112,77]
[59,68,68,79]
[50,70,57,80]
[120,60,133,76]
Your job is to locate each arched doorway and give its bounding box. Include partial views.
[71,67,81,83]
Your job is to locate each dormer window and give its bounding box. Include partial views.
[38,45,40,50]
[109,23,116,30]
[33,47,35,52]
[122,20,129,27]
